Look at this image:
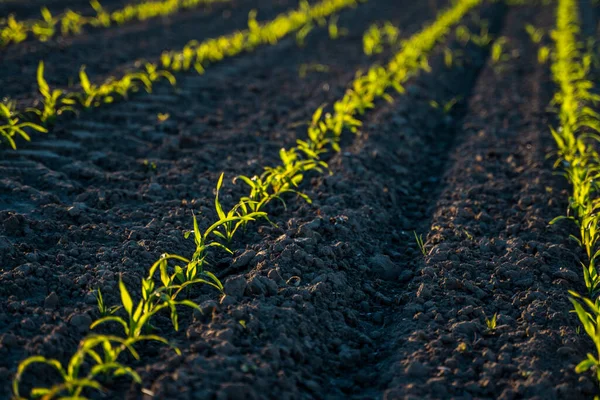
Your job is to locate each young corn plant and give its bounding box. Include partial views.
[0,101,47,150]
[414,231,427,256]
[27,62,76,125]
[211,173,268,243]
[569,291,600,382]
[363,21,400,56]
[13,334,165,400]
[485,313,498,332]
[30,8,57,42]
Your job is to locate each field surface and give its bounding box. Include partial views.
[1,0,600,399]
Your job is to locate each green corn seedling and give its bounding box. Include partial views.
[414,231,427,256]
[211,173,268,243]
[569,291,600,382]
[0,101,47,150]
[485,313,498,332]
[27,62,76,125]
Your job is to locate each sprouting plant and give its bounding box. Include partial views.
[485,313,498,332]
[295,22,314,46]
[471,24,493,47]
[90,0,111,28]
[31,7,56,42]
[538,46,550,64]
[91,276,201,338]
[1,16,28,46]
[299,63,330,78]
[95,288,120,317]
[569,291,600,383]
[363,21,400,56]
[211,173,268,243]
[12,334,166,400]
[328,15,340,39]
[143,62,176,87]
[27,61,76,125]
[0,100,47,149]
[414,231,427,256]
[429,96,461,114]
[455,25,471,43]
[73,67,106,109]
[491,37,508,64]
[525,23,544,44]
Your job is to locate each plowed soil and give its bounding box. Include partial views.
[0,0,596,399]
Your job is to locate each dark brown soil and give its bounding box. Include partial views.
[0,0,594,399]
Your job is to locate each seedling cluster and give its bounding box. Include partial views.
[0,0,230,47]
[0,0,364,149]
[11,0,482,397]
[548,0,600,385]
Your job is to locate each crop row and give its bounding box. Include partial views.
[0,0,364,150]
[10,0,483,398]
[0,0,229,48]
[548,0,600,390]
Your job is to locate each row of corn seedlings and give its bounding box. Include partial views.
[0,0,230,47]
[10,0,482,398]
[547,0,600,389]
[0,0,365,150]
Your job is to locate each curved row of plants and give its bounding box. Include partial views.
[0,0,229,48]
[0,0,364,150]
[548,0,600,391]
[10,0,482,398]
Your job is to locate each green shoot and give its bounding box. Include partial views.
[485,313,498,332]
[414,231,427,256]
[0,100,47,150]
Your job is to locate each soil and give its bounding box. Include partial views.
[0,0,596,399]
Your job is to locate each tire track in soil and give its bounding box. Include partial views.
[311,2,509,398]
[0,0,446,397]
[364,4,590,399]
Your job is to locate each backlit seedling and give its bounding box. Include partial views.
[485,313,498,332]
[27,62,76,124]
[211,173,268,243]
[0,100,47,149]
[569,291,600,383]
[414,231,427,256]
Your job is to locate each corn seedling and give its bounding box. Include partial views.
[0,100,47,150]
[363,21,400,55]
[299,63,330,78]
[525,23,544,43]
[429,96,461,114]
[328,15,348,39]
[569,291,600,381]
[13,333,172,400]
[491,36,508,63]
[95,288,120,317]
[485,313,498,332]
[211,173,268,243]
[27,62,76,125]
[538,45,551,63]
[414,231,427,256]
